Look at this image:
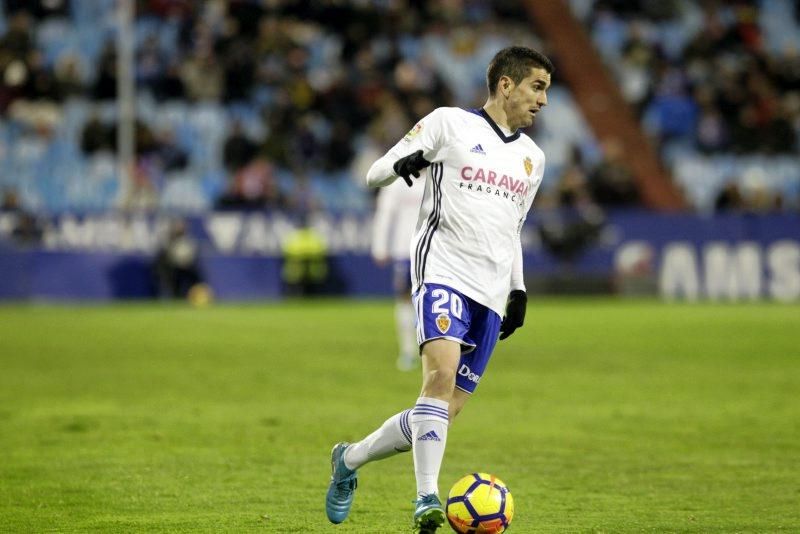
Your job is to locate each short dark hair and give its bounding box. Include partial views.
[486,46,554,95]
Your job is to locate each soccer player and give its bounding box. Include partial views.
[326,46,552,533]
[371,177,425,371]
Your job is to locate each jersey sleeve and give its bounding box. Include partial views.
[510,149,545,292]
[365,108,448,188]
[510,234,525,291]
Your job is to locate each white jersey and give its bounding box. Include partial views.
[366,107,545,316]
[371,178,425,261]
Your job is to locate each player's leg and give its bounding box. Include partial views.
[343,376,470,478]
[410,339,484,531]
[327,283,470,527]
[344,408,413,467]
[325,442,358,524]
[448,387,470,421]
[412,348,478,533]
[413,338,460,492]
[326,408,413,524]
[328,372,455,526]
[326,271,415,524]
[412,291,500,532]
[412,338,460,532]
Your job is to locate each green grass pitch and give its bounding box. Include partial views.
[1,299,798,532]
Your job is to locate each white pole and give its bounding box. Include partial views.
[117,0,135,209]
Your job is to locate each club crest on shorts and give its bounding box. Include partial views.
[435,313,451,334]
[523,156,533,177]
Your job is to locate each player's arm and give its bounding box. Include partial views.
[500,162,541,340]
[366,151,430,188]
[510,234,525,294]
[365,109,444,188]
[499,231,527,340]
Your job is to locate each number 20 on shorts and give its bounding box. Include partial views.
[431,288,463,318]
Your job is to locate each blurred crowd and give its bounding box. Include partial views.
[574,0,800,212]
[585,0,800,151]
[0,0,798,220]
[0,0,559,215]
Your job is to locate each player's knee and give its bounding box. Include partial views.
[434,367,457,387]
[422,368,456,397]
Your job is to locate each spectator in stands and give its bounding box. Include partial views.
[139,0,193,20]
[764,95,798,153]
[0,189,42,245]
[289,114,323,172]
[695,87,729,153]
[0,59,26,114]
[153,61,186,102]
[556,161,595,210]
[740,171,786,213]
[23,50,61,101]
[714,182,745,212]
[539,148,606,264]
[218,21,256,103]
[322,120,355,172]
[645,65,698,142]
[0,11,34,114]
[216,157,286,211]
[91,40,117,101]
[222,120,257,173]
[285,173,321,215]
[136,33,166,96]
[10,0,797,214]
[730,105,762,154]
[0,11,34,60]
[180,48,223,102]
[617,21,655,113]
[588,138,640,206]
[152,128,189,172]
[122,159,160,211]
[134,120,158,156]
[581,0,799,182]
[5,0,70,20]
[80,113,114,154]
[53,53,86,99]
[7,50,62,134]
[0,190,18,211]
[350,94,413,189]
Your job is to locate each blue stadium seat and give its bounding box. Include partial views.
[36,19,77,66]
[160,171,211,213]
[58,98,92,142]
[201,169,227,203]
[760,0,800,54]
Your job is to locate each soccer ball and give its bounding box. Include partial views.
[446,473,514,533]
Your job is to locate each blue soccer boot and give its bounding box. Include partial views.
[413,493,446,533]
[325,442,358,524]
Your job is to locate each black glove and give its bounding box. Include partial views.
[393,150,431,187]
[499,290,527,340]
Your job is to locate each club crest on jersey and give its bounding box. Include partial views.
[523,156,533,177]
[403,122,423,142]
[435,313,451,334]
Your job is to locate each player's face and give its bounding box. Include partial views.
[504,67,551,131]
